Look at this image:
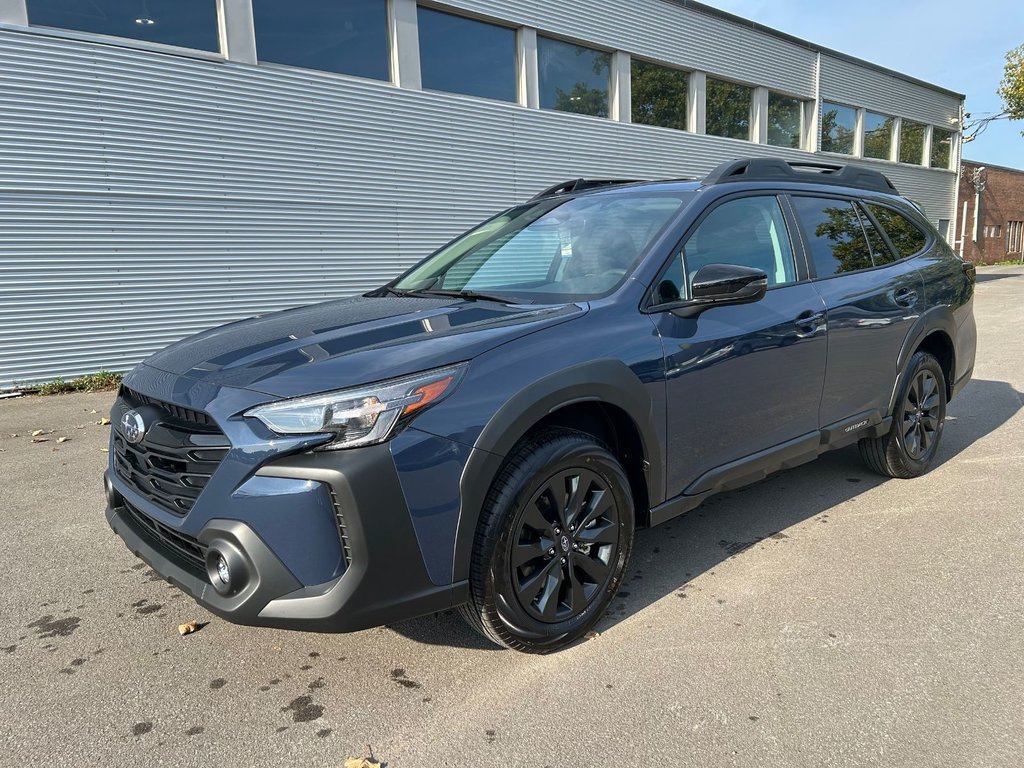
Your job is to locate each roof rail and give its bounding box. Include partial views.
[530,178,643,200]
[703,158,900,195]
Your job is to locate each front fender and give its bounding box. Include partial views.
[450,358,662,582]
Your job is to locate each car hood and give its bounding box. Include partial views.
[141,295,586,399]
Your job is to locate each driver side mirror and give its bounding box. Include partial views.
[672,263,768,318]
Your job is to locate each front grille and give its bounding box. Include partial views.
[122,500,208,579]
[113,390,229,516]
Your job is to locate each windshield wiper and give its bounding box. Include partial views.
[410,288,527,304]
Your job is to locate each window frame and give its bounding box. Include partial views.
[629,56,690,132]
[898,120,927,166]
[18,2,225,59]
[536,34,613,119]
[415,4,519,103]
[819,101,858,156]
[862,111,895,161]
[644,191,809,312]
[788,193,931,280]
[766,91,805,150]
[704,76,755,142]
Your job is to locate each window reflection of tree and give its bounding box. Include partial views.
[816,205,873,272]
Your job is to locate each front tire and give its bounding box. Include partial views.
[859,351,946,478]
[460,428,634,653]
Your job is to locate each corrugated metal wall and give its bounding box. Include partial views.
[0,2,962,389]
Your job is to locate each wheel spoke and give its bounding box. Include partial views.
[919,423,931,451]
[903,417,917,438]
[577,488,610,531]
[576,519,617,546]
[566,561,586,613]
[536,569,564,621]
[512,540,549,569]
[921,414,939,431]
[920,374,936,403]
[921,393,940,412]
[572,551,611,585]
[517,560,555,604]
[563,473,585,530]
[522,499,554,535]
[906,426,920,456]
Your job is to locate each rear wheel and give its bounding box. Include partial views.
[459,428,634,653]
[859,351,946,478]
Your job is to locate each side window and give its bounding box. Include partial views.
[867,204,928,258]
[856,204,896,266]
[682,196,797,290]
[791,197,873,277]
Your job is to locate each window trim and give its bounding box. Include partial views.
[787,193,931,281]
[643,190,806,313]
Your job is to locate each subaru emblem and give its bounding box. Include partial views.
[120,409,147,444]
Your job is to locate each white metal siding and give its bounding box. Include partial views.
[441,0,817,96]
[0,22,959,389]
[820,54,961,126]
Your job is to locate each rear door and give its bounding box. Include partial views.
[789,194,925,429]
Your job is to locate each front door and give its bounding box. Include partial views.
[652,194,828,499]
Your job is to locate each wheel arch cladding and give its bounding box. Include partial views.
[890,307,956,414]
[451,359,661,582]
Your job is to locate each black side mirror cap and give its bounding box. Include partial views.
[668,264,768,318]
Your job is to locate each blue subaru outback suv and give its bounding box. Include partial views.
[104,158,976,653]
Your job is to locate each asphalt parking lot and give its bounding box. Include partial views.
[2,265,1023,768]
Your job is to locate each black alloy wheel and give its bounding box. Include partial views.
[510,468,619,623]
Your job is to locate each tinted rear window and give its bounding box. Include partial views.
[791,197,873,277]
[858,204,896,266]
[867,205,928,258]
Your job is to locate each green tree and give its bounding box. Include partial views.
[706,79,751,140]
[965,43,1023,141]
[554,82,608,117]
[815,205,873,273]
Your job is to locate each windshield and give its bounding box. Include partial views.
[393,191,693,302]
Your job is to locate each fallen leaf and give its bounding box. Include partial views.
[8,434,18,438]
[90,409,98,414]
[178,620,202,636]
[98,418,111,426]
[31,429,45,436]
[75,425,86,429]
[585,630,601,640]
[57,437,69,443]
[99,448,109,453]
[31,437,49,443]
[343,759,382,768]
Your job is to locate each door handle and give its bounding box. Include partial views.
[893,287,918,308]
[794,310,826,334]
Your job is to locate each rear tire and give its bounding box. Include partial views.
[459,428,634,653]
[859,351,946,478]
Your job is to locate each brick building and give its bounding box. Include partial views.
[956,160,1024,264]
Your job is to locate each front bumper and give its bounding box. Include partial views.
[105,368,469,633]
[106,442,468,631]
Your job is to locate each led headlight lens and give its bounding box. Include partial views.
[245,363,466,449]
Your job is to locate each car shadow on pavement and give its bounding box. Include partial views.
[975,271,1021,283]
[390,378,1022,651]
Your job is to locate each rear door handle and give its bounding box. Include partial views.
[893,287,918,308]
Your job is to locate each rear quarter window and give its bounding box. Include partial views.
[790,196,874,277]
[867,204,928,258]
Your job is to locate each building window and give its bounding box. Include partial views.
[417,8,516,102]
[26,0,219,52]
[931,128,953,169]
[863,112,894,160]
[767,93,803,148]
[1007,221,1024,254]
[253,0,389,81]
[899,120,926,165]
[537,37,610,117]
[706,78,752,141]
[983,224,1002,239]
[631,60,688,131]
[820,102,857,155]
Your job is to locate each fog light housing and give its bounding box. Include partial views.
[205,543,247,597]
[215,555,230,586]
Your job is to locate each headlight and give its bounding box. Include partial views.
[245,363,466,450]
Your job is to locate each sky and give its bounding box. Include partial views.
[700,0,1023,169]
